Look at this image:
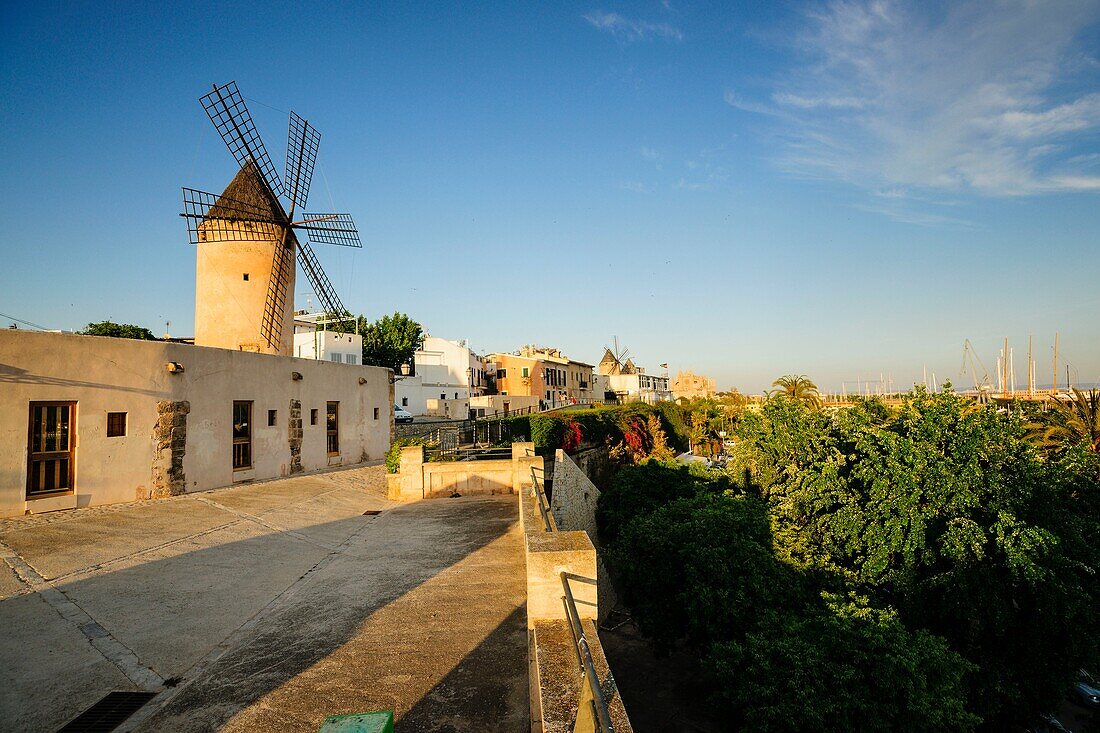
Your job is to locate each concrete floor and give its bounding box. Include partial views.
[0,466,529,732]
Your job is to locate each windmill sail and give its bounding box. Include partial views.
[180,187,281,244]
[285,112,320,212]
[259,233,296,352]
[298,213,362,247]
[201,81,283,198]
[296,239,346,318]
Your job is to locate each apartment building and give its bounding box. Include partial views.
[395,336,486,416]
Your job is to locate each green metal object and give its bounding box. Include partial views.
[317,711,394,733]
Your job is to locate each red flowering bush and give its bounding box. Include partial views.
[561,419,583,453]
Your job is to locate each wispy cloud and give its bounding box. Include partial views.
[583,10,683,41]
[728,0,1100,200]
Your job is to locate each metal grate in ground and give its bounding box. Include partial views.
[57,691,158,732]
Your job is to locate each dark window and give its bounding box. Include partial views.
[497,368,507,379]
[310,408,318,426]
[106,412,127,437]
[440,393,446,400]
[401,397,408,407]
[233,401,252,470]
[267,409,277,426]
[242,273,249,281]
[326,402,339,456]
[27,402,76,497]
[373,407,380,420]
[454,392,459,399]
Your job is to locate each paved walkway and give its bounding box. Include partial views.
[0,465,529,732]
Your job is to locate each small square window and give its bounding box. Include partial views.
[106,412,126,437]
[268,409,277,426]
[243,273,249,281]
[310,408,318,425]
[373,407,380,420]
[401,397,408,406]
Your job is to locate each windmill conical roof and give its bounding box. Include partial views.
[208,161,285,222]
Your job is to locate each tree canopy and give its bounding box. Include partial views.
[356,312,424,373]
[769,374,822,406]
[81,321,157,340]
[597,388,1100,730]
[1027,388,1100,454]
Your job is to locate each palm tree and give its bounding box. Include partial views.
[1027,388,1100,453]
[769,375,822,407]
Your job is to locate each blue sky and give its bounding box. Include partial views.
[1,1,1098,393]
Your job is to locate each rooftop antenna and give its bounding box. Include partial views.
[180,81,362,353]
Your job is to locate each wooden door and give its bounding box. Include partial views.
[27,402,76,497]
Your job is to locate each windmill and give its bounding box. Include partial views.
[180,81,361,355]
[599,336,631,376]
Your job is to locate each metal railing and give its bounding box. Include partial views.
[528,458,614,731]
[561,572,615,733]
[531,466,555,532]
[425,445,513,462]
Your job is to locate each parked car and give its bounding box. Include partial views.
[1071,670,1100,710]
[394,405,413,424]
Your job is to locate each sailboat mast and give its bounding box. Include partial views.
[1053,332,1059,396]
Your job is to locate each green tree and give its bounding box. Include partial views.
[602,390,1100,729]
[601,463,978,732]
[769,374,822,407]
[1027,388,1100,454]
[730,387,1100,727]
[357,312,424,372]
[81,321,157,340]
[708,596,978,732]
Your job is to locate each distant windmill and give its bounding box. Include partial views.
[599,336,631,375]
[180,81,361,355]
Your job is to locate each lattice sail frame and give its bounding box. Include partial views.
[200,82,283,198]
[180,188,284,244]
[285,112,321,211]
[298,213,362,247]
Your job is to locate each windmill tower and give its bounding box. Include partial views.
[180,81,361,355]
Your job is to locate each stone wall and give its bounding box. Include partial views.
[288,399,304,474]
[550,449,619,624]
[149,400,189,499]
[550,449,599,539]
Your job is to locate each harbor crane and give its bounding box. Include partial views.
[960,340,994,396]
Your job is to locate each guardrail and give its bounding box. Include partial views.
[528,465,614,731]
[425,446,513,462]
[561,571,615,733]
[531,466,555,532]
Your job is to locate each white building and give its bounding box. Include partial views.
[395,336,486,416]
[292,312,363,365]
[607,371,672,404]
[597,348,671,404]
